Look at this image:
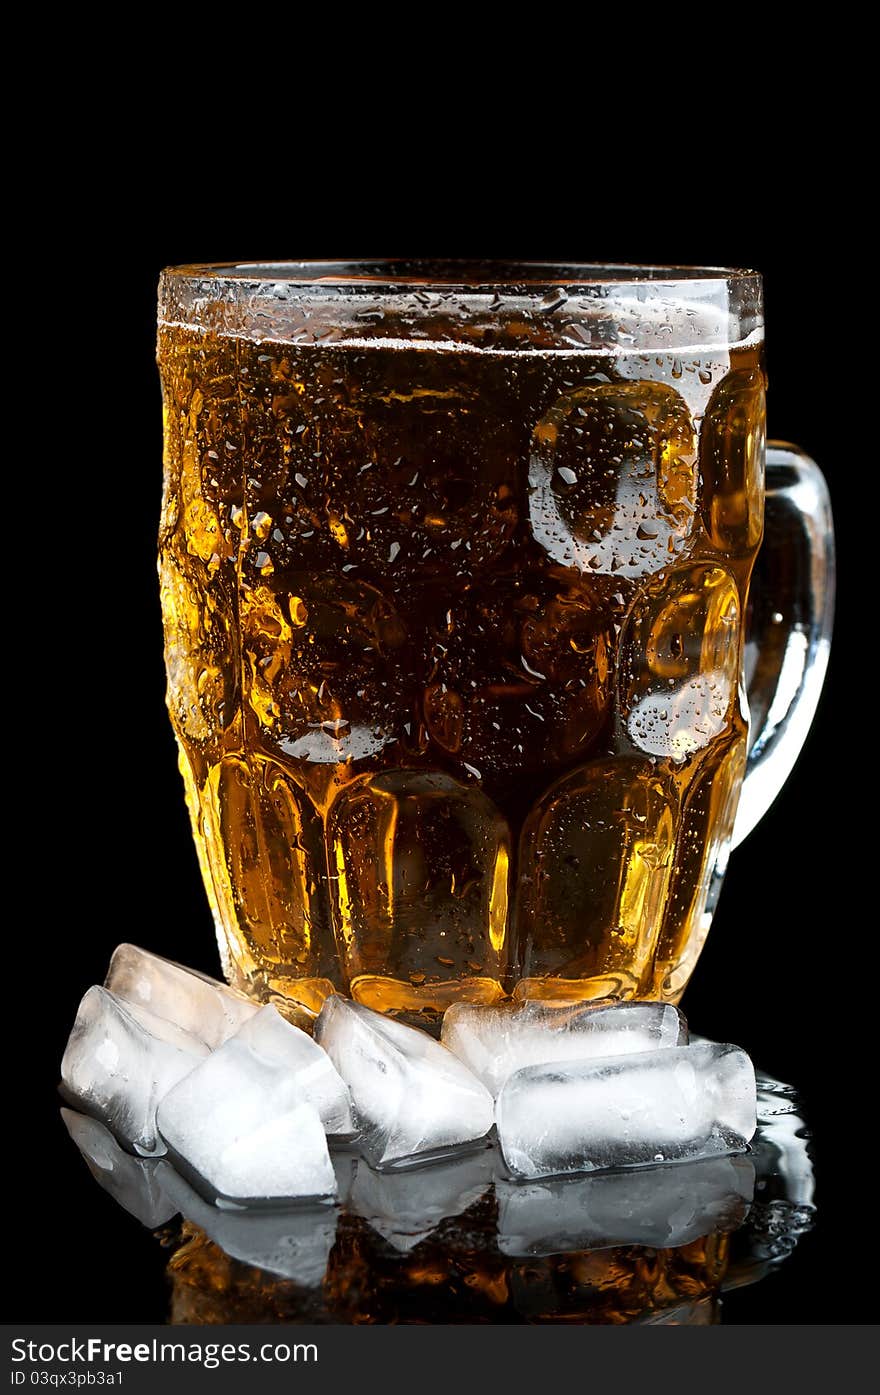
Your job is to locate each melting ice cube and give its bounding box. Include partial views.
[60,986,205,1155]
[442,998,686,1096]
[232,1006,354,1137]
[496,1042,756,1180]
[156,1011,342,1205]
[314,996,494,1169]
[105,943,259,1050]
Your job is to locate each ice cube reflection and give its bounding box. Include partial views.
[496,1153,755,1257]
[61,1067,814,1323]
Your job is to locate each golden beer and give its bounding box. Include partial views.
[158,263,766,1020]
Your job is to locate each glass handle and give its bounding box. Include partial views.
[731,443,835,850]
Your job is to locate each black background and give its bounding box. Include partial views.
[11,103,867,1324]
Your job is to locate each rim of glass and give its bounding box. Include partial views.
[161,259,760,290]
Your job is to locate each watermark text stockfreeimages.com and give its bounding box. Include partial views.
[10,1337,317,1373]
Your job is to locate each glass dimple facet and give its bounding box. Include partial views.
[619,563,741,763]
[527,381,698,579]
[700,368,766,554]
[204,753,339,1009]
[513,757,679,1000]
[240,570,410,766]
[648,731,747,1000]
[327,770,510,1014]
[158,336,244,770]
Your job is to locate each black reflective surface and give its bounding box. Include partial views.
[54,1074,812,1325]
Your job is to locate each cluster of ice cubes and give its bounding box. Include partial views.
[60,945,757,1213]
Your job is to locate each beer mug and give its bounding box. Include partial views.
[157,262,833,1021]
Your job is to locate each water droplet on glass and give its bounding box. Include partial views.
[539,288,569,313]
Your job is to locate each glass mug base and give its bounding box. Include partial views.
[158,262,833,1024]
[177,719,742,1025]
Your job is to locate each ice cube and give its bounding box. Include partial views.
[159,1091,335,1208]
[156,1164,337,1286]
[314,996,494,1169]
[351,1148,494,1252]
[156,1026,338,1205]
[60,986,205,1155]
[61,1108,177,1228]
[496,1042,756,1179]
[496,1153,754,1256]
[119,999,212,1059]
[232,1006,354,1137]
[105,943,259,1050]
[442,999,686,1096]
